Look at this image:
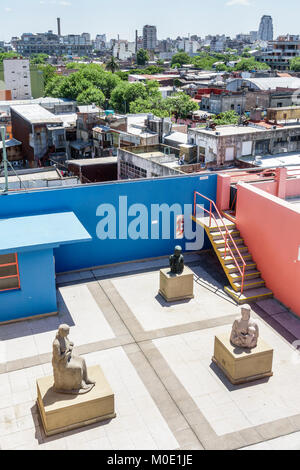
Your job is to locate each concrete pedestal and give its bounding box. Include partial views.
[37,365,116,436]
[159,266,194,302]
[212,333,273,385]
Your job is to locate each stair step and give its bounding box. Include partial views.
[209,223,236,233]
[229,270,261,281]
[217,246,248,255]
[232,279,265,292]
[225,262,257,273]
[224,286,273,304]
[214,238,244,248]
[211,230,240,241]
[222,254,253,265]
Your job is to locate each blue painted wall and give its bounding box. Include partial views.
[0,248,57,323]
[0,174,217,273]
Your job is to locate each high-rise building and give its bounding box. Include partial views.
[142,25,157,50]
[258,15,274,41]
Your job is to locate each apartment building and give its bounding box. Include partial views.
[3,59,32,100]
[256,35,300,70]
[188,122,300,166]
[143,25,157,51]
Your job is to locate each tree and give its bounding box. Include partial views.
[30,53,49,65]
[105,56,120,73]
[77,87,105,107]
[212,111,240,125]
[171,52,190,67]
[192,54,216,70]
[215,63,229,72]
[173,78,182,87]
[44,75,66,97]
[0,52,20,64]
[38,64,56,87]
[110,81,147,113]
[136,49,149,66]
[290,57,300,71]
[164,92,199,119]
[234,58,270,71]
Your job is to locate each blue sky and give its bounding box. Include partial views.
[0,0,299,41]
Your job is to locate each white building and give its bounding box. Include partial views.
[113,41,135,61]
[3,59,32,100]
[177,39,200,55]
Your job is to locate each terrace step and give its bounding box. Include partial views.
[211,229,240,241]
[214,237,244,248]
[225,262,257,273]
[217,245,249,256]
[232,278,265,292]
[229,270,261,281]
[222,253,253,265]
[224,286,273,304]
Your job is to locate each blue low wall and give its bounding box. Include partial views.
[0,174,217,273]
[0,248,57,323]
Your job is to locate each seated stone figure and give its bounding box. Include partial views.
[230,305,259,349]
[169,246,184,275]
[52,324,95,394]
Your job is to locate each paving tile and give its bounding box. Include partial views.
[111,270,240,332]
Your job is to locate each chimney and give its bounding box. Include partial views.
[135,30,138,54]
[57,17,61,36]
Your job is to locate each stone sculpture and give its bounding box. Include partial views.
[52,324,95,394]
[169,246,184,275]
[230,305,259,349]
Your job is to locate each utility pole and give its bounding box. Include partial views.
[0,126,8,193]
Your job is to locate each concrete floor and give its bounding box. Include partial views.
[1,251,300,450]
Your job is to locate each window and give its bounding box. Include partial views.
[0,253,20,292]
[119,161,147,179]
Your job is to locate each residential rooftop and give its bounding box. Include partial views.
[1,251,300,450]
[191,125,266,137]
[10,104,64,125]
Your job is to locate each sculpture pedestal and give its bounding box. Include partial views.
[159,266,194,302]
[37,365,116,436]
[212,333,273,385]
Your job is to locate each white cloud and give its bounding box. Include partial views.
[4,7,12,11]
[226,0,250,5]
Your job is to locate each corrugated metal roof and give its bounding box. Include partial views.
[0,138,21,149]
[229,77,300,91]
[164,132,188,144]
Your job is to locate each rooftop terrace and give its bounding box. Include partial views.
[1,252,300,450]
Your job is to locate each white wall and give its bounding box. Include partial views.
[3,59,32,100]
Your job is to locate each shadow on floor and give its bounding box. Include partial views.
[209,360,271,393]
[0,293,75,341]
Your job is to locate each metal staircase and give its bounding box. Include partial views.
[192,192,273,304]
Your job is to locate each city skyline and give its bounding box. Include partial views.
[1,0,300,42]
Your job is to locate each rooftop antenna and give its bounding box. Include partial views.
[0,126,9,193]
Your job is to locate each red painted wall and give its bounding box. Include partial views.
[236,183,300,317]
[252,178,300,199]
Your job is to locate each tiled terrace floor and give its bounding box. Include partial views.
[1,251,300,450]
